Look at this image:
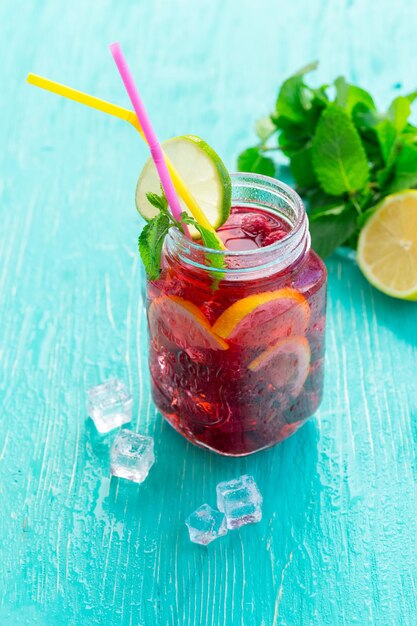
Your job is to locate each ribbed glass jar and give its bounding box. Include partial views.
[146,173,327,456]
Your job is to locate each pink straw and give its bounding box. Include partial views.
[109,42,190,238]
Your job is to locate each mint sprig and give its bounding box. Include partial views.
[138,191,177,280]
[238,63,417,258]
[145,191,170,213]
[138,190,224,281]
[138,212,171,280]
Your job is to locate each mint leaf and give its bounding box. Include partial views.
[405,89,417,104]
[308,201,347,220]
[357,205,378,229]
[401,123,417,141]
[237,147,275,176]
[277,123,310,157]
[376,166,393,190]
[351,103,380,133]
[351,107,397,171]
[180,212,225,287]
[275,62,318,124]
[180,212,223,256]
[293,61,319,77]
[311,105,369,195]
[334,76,376,114]
[193,225,222,252]
[195,230,225,274]
[276,76,307,124]
[273,77,327,158]
[146,191,169,213]
[181,213,222,250]
[310,85,330,107]
[255,116,277,142]
[388,143,417,192]
[290,146,317,188]
[374,119,397,164]
[305,187,342,211]
[388,96,411,131]
[138,213,170,280]
[309,205,357,258]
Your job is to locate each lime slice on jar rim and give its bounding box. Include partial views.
[135,135,232,239]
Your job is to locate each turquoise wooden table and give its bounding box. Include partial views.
[1,1,417,624]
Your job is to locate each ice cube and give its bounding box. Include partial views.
[87,378,132,433]
[216,475,262,529]
[185,504,227,545]
[110,429,154,483]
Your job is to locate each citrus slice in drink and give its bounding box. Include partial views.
[211,288,310,348]
[248,335,311,397]
[148,296,229,351]
[136,135,231,239]
[357,190,417,300]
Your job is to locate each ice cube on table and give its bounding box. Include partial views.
[216,475,262,529]
[110,429,155,483]
[86,378,132,433]
[185,504,227,545]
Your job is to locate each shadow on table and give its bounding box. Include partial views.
[161,415,321,544]
[103,412,320,542]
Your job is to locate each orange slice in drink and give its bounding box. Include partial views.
[212,288,310,348]
[248,335,311,397]
[148,296,229,351]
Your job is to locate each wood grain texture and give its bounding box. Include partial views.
[1,0,417,624]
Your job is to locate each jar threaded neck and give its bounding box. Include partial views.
[165,172,310,281]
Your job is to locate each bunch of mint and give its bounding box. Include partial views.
[238,61,417,258]
[139,190,224,280]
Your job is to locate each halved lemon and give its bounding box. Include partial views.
[148,296,228,351]
[136,135,231,239]
[248,335,311,398]
[357,190,417,300]
[211,288,310,348]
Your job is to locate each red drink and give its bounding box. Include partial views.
[146,174,327,455]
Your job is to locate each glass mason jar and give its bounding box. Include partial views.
[146,173,327,456]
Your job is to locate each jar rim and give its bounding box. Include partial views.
[167,172,307,258]
[165,172,310,279]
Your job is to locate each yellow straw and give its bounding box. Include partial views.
[27,73,226,249]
